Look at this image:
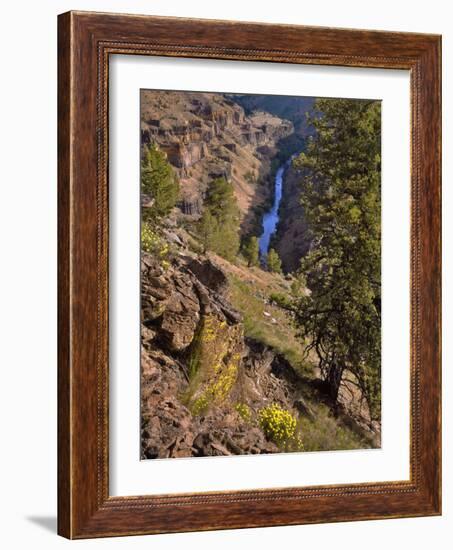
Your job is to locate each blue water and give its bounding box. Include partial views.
[258,159,290,258]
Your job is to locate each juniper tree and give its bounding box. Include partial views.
[141,143,180,220]
[267,248,282,273]
[243,236,260,267]
[198,177,240,261]
[294,98,381,421]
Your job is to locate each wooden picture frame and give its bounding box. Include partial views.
[58,10,441,539]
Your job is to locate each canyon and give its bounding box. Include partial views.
[141,91,293,230]
[140,91,381,458]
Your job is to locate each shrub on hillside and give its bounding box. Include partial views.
[258,403,303,451]
[141,222,170,269]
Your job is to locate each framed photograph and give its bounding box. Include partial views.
[58,11,441,538]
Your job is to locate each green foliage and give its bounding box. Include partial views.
[297,403,371,451]
[269,292,292,310]
[290,275,306,298]
[266,248,282,273]
[198,177,240,261]
[198,208,217,253]
[141,142,179,219]
[258,403,303,451]
[294,98,381,420]
[141,222,170,269]
[242,236,260,267]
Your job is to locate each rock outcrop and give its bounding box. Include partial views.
[140,250,316,459]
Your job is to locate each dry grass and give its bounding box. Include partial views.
[227,272,311,375]
[297,402,372,452]
[225,266,376,452]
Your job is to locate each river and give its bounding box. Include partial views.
[258,157,292,259]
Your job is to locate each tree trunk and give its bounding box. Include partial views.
[326,360,344,403]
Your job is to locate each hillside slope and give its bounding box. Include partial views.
[140,222,381,458]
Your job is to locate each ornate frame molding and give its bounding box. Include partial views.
[58,11,441,538]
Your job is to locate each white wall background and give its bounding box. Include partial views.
[0,1,450,548]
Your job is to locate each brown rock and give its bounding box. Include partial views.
[187,258,229,296]
[159,292,200,352]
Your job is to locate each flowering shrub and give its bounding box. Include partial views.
[141,223,159,253]
[185,316,243,415]
[190,357,240,416]
[207,359,239,402]
[235,402,252,422]
[191,395,209,416]
[258,403,303,450]
[141,222,170,269]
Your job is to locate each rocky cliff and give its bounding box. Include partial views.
[141,91,293,228]
[231,94,315,138]
[273,163,312,273]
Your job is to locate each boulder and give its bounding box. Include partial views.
[159,289,200,352]
[187,258,229,296]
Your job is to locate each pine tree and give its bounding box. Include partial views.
[243,236,260,267]
[198,177,240,261]
[199,208,217,254]
[294,98,381,420]
[267,248,282,273]
[141,143,179,219]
